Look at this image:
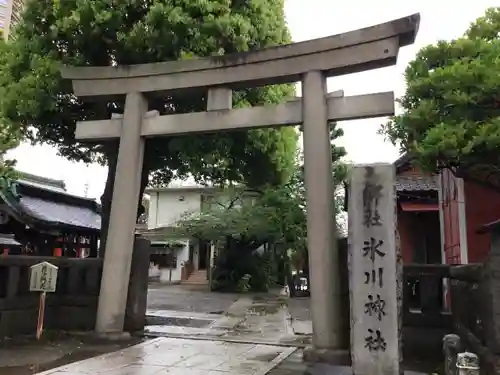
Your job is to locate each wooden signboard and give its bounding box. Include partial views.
[30,261,58,339]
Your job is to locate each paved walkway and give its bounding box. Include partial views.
[145,292,302,346]
[147,284,239,314]
[28,286,429,375]
[34,339,427,375]
[37,337,297,375]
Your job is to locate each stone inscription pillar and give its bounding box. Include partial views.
[96,92,147,334]
[348,164,401,375]
[302,70,343,351]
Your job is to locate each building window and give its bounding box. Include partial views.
[150,245,177,268]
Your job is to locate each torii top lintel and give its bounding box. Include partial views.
[61,14,420,97]
[61,14,419,99]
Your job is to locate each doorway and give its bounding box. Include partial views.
[412,211,442,264]
[198,241,209,270]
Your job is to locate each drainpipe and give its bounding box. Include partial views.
[209,242,214,291]
[155,192,160,228]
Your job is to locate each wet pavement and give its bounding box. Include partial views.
[0,336,141,375]
[145,292,303,347]
[36,337,297,375]
[287,297,311,323]
[267,350,429,375]
[1,285,432,374]
[147,284,239,314]
[286,297,313,337]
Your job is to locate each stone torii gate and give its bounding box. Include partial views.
[62,14,419,359]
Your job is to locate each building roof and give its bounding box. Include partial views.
[393,153,438,193]
[16,171,66,193]
[0,234,21,246]
[342,155,438,211]
[396,175,438,192]
[394,153,414,172]
[0,177,101,233]
[146,180,246,193]
[20,196,101,230]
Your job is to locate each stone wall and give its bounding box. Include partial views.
[0,237,150,337]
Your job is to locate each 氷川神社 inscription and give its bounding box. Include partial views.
[349,164,400,375]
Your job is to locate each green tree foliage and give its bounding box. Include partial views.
[176,122,347,254]
[0,35,21,179]
[382,7,500,170]
[0,0,298,254]
[175,185,305,292]
[177,185,305,252]
[175,123,348,291]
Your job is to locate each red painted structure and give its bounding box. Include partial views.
[345,154,500,267]
[395,155,441,265]
[440,169,462,265]
[440,165,500,264]
[396,154,500,266]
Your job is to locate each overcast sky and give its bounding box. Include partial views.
[7,0,498,200]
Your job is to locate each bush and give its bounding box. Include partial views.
[237,274,252,293]
[211,247,277,293]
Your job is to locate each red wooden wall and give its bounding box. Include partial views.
[463,180,500,263]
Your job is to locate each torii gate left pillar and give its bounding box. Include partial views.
[62,13,419,362]
[95,92,147,334]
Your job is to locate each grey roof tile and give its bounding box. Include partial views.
[20,196,101,230]
[396,175,438,192]
[0,234,21,246]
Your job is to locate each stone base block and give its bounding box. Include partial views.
[303,345,351,366]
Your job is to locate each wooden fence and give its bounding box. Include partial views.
[449,264,498,374]
[0,256,102,336]
[290,262,497,364]
[0,237,150,338]
[402,264,453,359]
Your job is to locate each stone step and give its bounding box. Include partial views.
[187,271,207,279]
[182,280,209,285]
[187,276,207,281]
[182,271,209,285]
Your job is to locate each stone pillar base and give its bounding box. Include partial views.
[302,346,351,366]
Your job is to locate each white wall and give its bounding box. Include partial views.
[147,188,259,230]
[158,244,191,283]
[146,188,258,282]
[148,190,201,229]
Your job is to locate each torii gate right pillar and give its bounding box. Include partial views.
[302,70,345,357]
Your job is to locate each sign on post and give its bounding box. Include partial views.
[30,262,58,339]
[348,164,401,375]
[30,261,58,292]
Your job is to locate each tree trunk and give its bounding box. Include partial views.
[98,142,152,258]
[137,158,150,220]
[98,142,119,258]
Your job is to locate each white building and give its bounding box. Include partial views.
[141,183,255,285]
[1,0,24,40]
